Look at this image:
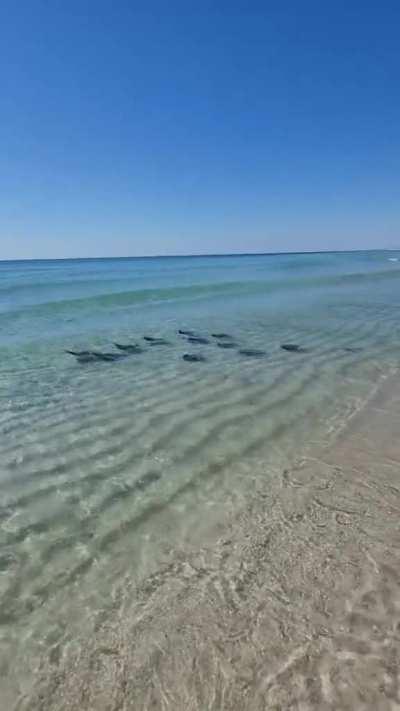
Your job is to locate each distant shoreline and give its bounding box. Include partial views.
[1,247,399,264]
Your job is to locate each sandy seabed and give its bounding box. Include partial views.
[22,373,400,711]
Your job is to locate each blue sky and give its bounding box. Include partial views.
[1,1,399,259]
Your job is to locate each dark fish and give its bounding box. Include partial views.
[94,352,127,362]
[143,336,169,345]
[66,350,93,357]
[211,333,232,339]
[187,336,210,345]
[217,341,237,349]
[281,344,307,353]
[114,343,144,353]
[71,354,100,363]
[178,329,197,337]
[238,349,267,358]
[343,346,363,353]
[65,350,126,363]
[183,353,206,362]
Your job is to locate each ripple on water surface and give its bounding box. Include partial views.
[1,251,400,702]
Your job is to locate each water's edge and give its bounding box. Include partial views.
[18,368,400,710]
[2,251,400,707]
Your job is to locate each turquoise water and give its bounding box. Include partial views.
[1,250,400,703]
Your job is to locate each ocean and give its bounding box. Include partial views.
[1,250,400,704]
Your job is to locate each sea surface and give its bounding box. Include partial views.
[1,250,400,703]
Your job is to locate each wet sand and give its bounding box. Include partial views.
[23,373,400,710]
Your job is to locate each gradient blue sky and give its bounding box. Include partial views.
[1,1,399,259]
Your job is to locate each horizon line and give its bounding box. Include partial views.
[0,247,399,263]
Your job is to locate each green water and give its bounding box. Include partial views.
[1,250,400,703]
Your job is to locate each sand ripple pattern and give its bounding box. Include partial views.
[24,374,400,710]
[1,251,400,706]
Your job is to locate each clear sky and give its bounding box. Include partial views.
[1,1,399,259]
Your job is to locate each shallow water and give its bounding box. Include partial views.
[1,250,400,702]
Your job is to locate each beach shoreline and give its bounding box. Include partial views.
[22,370,400,710]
